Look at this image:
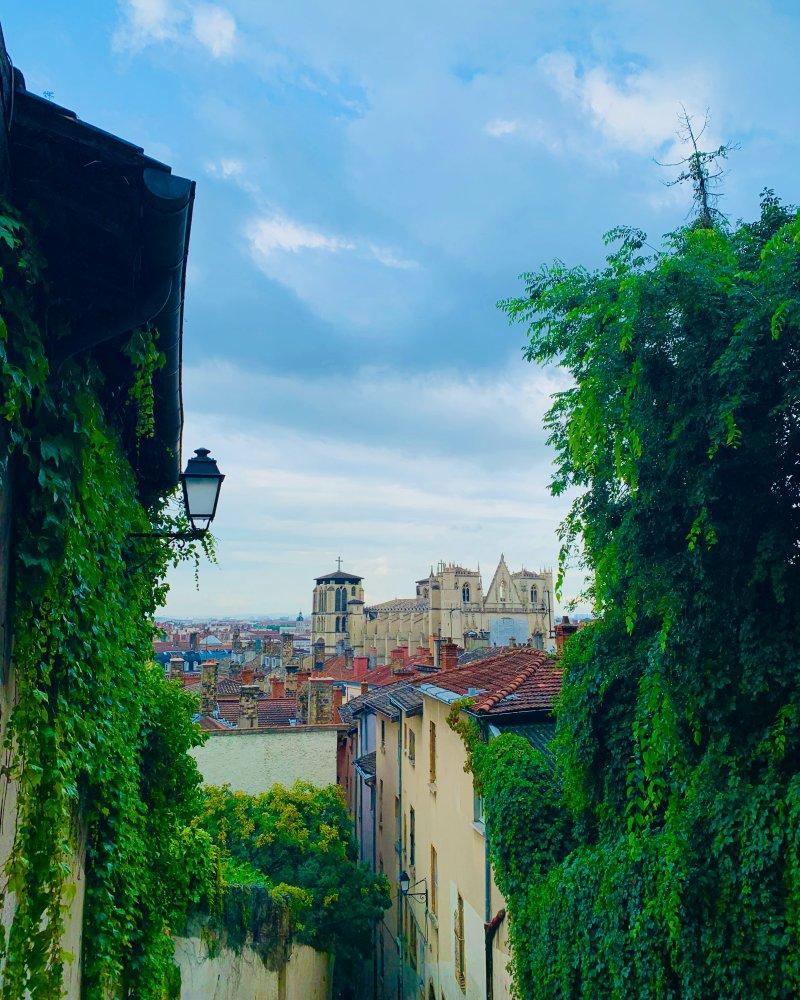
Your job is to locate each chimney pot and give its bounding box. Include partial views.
[270,677,285,699]
[360,681,369,696]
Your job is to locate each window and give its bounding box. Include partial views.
[454,893,466,990]
[429,721,437,782]
[379,853,384,873]
[430,845,438,915]
[409,806,416,867]
[499,581,506,601]
[335,616,341,633]
[379,779,384,827]
[462,583,470,603]
[531,585,538,605]
[408,728,416,764]
[381,719,386,751]
[403,812,407,861]
[395,796,401,852]
[409,917,418,970]
[351,585,356,596]
[473,789,485,826]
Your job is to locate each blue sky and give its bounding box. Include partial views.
[6,2,800,616]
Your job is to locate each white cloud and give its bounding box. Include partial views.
[164,358,586,617]
[485,118,520,137]
[367,244,419,269]
[205,157,245,179]
[245,215,354,258]
[191,4,237,58]
[538,51,714,155]
[113,0,236,59]
[113,0,182,51]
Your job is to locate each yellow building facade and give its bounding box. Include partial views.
[312,556,554,662]
[373,692,513,1000]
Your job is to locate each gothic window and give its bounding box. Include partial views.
[351,585,356,596]
[335,588,346,613]
[335,617,341,633]
[531,585,538,605]
[462,584,470,604]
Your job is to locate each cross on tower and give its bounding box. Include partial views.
[336,556,343,571]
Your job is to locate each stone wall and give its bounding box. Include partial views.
[174,937,331,1000]
[191,727,339,795]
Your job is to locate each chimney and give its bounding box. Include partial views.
[353,656,369,679]
[238,684,261,730]
[440,642,459,672]
[200,660,219,717]
[344,646,354,670]
[270,676,285,699]
[360,681,369,696]
[241,666,255,685]
[168,655,183,679]
[333,687,343,711]
[307,677,335,725]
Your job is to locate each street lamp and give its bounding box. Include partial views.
[399,871,428,906]
[130,446,224,541]
[180,448,225,534]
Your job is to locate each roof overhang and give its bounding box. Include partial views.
[1,23,194,498]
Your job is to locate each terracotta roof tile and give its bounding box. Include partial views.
[418,648,561,716]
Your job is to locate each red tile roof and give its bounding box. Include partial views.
[215,696,298,727]
[362,663,430,686]
[420,648,561,716]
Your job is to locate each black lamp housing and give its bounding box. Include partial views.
[179,447,225,534]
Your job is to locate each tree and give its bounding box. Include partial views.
[200,782,390,997]
[478,181,800,997]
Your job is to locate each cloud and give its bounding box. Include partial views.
[191,4,237,58]
[245,215,355,257]
[538,51,714,155]
[113,0,236,59]
[485,118,520,137]
[164,358,584,616]
[205,157,245,179]
[113,0,182,51]
[367,244,419,270]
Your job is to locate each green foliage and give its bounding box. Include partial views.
[200,782,390,990]
[0,202,216,998]
[456,191,800,998]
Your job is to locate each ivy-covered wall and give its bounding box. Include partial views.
[453,193,800,999]
[0,203,217,998]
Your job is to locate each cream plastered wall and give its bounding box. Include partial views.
[174,937,332,1000]
[191,728,338,795]
[390,697,512,1000]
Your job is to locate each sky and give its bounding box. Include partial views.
[5,1,800,617]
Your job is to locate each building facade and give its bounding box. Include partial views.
[312,556,554,662]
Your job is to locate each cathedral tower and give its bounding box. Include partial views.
[311,560,365,656]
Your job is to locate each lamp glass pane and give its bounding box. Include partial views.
[184,477,219,519]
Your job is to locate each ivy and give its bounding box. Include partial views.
[0,201,216,997]
[199,782,391,996]
[123,327,165,442]
[453,191,800,998]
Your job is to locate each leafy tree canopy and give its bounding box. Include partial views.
[200,782,390,996]
[464,187,800,999]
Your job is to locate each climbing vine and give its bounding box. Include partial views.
[0,201,216,997]
[451,190,800,998]
[199,782,390,996]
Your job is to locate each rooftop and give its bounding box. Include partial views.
[418,647,561,718]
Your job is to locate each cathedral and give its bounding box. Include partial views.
[311,556,554,663]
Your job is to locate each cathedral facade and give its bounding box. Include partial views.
[311,556,554,662]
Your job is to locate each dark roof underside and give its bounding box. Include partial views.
[2,30,194,497]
